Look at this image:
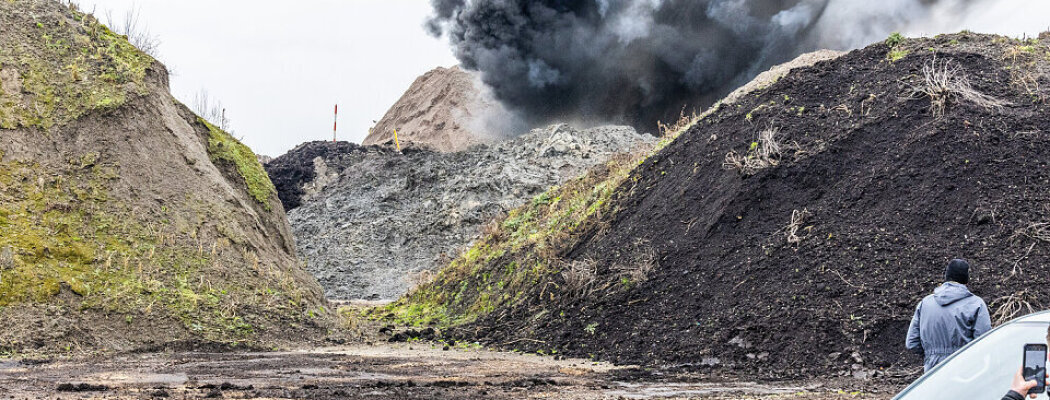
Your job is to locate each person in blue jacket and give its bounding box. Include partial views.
[906,258,993,372]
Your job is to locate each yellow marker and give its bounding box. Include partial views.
[393,129,402,152]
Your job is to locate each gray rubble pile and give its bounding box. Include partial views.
[273,124,654,300]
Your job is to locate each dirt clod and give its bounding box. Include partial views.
[56,383,109,392]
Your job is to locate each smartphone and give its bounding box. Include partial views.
[1024,343,1048,395]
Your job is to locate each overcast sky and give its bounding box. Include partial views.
[77,0,456,157]
[76,1,1049,157]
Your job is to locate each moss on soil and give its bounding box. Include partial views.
[0,156,307,343]
[0,0,153,130]
[201,118,277,209]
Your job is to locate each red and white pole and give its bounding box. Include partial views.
[333,104,338,142]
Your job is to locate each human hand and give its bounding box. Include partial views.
[1011,368,1050,398]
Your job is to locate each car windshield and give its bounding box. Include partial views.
[894,319,1050,400]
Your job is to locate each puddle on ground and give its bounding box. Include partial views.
[85,372,189,386]
[0,360,23,371]
[607,382,803,399]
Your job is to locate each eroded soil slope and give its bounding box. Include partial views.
[0,0,325,354]
[389,32,1050,380]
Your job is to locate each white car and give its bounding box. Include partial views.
[894,311,1050,399]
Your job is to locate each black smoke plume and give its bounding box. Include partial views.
[427,0,981,132]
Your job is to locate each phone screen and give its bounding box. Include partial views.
[1025,346,1047,393]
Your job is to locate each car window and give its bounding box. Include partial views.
[895,321,1050,400]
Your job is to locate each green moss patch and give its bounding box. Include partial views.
[201,118,276,209]
[0,1,154,130]
[0,157,309,344]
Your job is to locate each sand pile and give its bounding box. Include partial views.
[363,66,502,152]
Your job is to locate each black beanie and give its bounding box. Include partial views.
[945,259,970,284]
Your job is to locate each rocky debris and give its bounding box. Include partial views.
[56,383,110,392]
[363,66,501,152]
[271,124,654,300]
[388,327,438,343]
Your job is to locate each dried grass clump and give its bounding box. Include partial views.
[909,58,1010,116]
[103,6,161,57]
[480,213,507,240]
[786,209,812,245]
[1003,44,1046,103]
[655,108,702,151]
[658,109,701,138]
[992,290,1039,326]
[1012,222,1050,243]
[724,127,782,175]
[405,269,436,292]
[561,259,598,298]
[612,247,658,284]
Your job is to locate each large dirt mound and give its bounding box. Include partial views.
[387,32,1050,380]
[363,66,496,152]
[269,125,655,300]
[0,0,325,354]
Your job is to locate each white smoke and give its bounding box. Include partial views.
[909,0,1050,38]
[809,0,929,50]
[707,0,762,36]
[812,0,1048,51]
[609,0,663,43]
[772,2,819,36]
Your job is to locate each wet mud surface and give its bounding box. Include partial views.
[0,344,894,399]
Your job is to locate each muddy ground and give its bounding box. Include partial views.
[0,344,895,399]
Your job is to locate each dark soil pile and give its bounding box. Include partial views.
[0,0,325,354]
[392,32,1050,380]
[264,141,395,211]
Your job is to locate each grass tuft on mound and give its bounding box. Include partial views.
[201,118,277,209]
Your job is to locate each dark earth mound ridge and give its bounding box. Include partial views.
[392,32,1050,380]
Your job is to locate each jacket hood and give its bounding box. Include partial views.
[934,282,974,306]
